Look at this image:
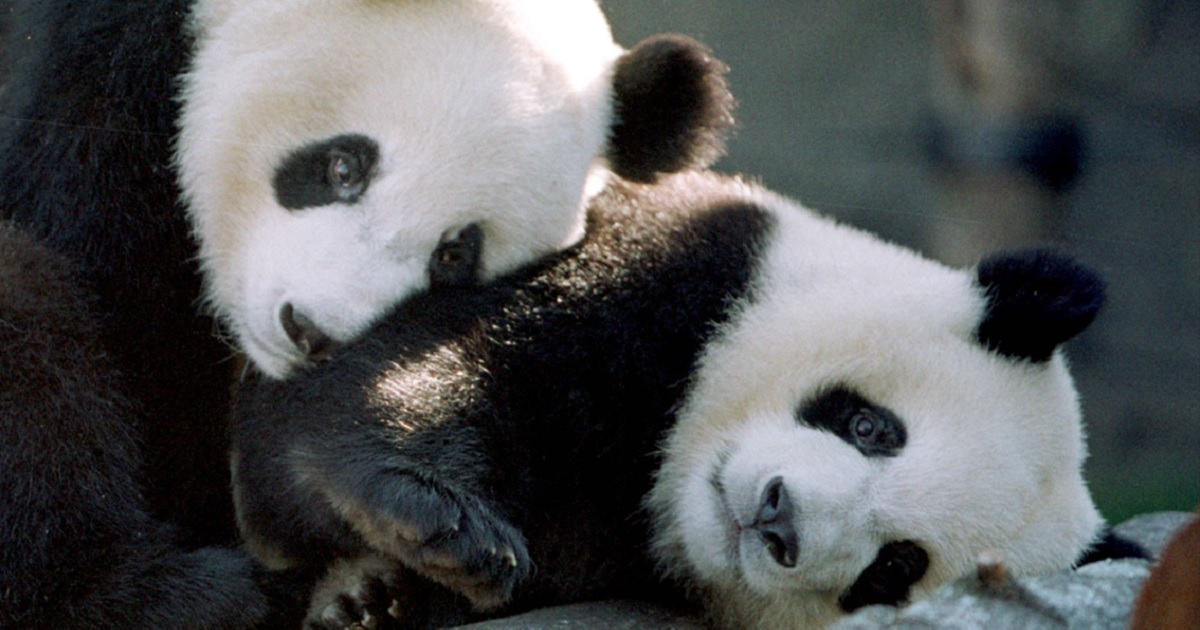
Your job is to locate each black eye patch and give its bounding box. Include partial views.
[797,385,906,457]
[273,134,379,210]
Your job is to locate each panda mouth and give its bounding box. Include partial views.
[838,540,929,613]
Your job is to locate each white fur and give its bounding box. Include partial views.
[647,179,1102,629]
[177,0,621,378]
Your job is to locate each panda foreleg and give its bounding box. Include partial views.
[296,439,532,611]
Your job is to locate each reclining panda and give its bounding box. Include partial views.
[232,170,1136,628]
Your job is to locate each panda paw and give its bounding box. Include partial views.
[347,475,531,610]
[304,555,483,630]
[304,556,403,630]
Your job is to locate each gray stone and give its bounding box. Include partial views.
[454,600,704,630]
[1113,511,1195,558]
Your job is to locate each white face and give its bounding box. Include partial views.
[177,0,620,378]
[649,198,1102,629]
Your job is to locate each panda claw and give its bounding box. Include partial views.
[976,549,1008,586]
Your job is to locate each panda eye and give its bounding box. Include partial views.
[327,151,364,193]
[851,411,878,441]
[328,152,360,187]
[798,386,906,457]
[274,134,379,210]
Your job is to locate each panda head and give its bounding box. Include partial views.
[176,0,733,379]
[650,234,1107,628]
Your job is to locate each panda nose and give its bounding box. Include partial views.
[750,476,799,568]
[279,302,338,362]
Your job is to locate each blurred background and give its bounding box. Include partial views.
[604,1,1198,523]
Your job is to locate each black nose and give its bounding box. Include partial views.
[279,303,338,362]
[428,223,484,288]
[750,476,799,568]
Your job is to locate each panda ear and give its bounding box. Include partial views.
[974,248,1106,362]
[606,34,736,183]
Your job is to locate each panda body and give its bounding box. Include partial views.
[0,222,287,627]
[232,171,1112,628]
[0,1,731,624]
[0,0,231,545]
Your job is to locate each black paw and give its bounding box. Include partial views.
[1075,527,1150,566]
[304,556,402,630]
[838,540,930,612]
[343,475,531,610]
[304,556,476,630]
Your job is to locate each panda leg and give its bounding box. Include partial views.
[313,464,531,610]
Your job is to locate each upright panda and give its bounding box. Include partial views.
[232,171,1127,629]
[0,0,732,625]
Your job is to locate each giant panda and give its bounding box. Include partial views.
[0,1,732,625]
[231,170,1134,629]
[176,0,734,380]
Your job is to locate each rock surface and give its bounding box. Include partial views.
[456,600,704,630]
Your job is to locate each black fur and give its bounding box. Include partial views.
[428,223,486,289]
[0,1,287,624]
[1075,527,1151,566]
[0,223,310,626]
[975,248,1106,362]
[608,35,736,182]
[837,541,930,613]
[0,0,381,622]
[232,173,774,626]
[0,0,237,544]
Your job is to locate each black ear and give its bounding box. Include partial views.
[975,248,1106,362]
[607,34,736,183]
